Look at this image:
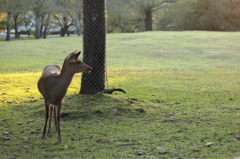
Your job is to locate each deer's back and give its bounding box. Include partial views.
[41,65,61,78]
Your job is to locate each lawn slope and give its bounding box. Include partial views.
[1,31,240,158]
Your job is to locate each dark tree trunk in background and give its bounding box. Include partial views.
[60,15,71,37]
[145,7,153,31]
[35,13,41,39]
[5,12,12,41]
[80,0,106,95]
[43,12,51,39]
[119,16,124,33]
[40,14,45,37]
[14,14,19,38]
[60,25,70,37]
[75,12,82,36]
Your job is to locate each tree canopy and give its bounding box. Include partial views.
[0,0,239,40]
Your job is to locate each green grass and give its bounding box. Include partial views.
[1,31,240,158]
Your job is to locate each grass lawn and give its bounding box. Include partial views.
[1,31,240,158]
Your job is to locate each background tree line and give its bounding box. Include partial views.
[0,0,240,41]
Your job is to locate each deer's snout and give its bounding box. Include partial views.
[86,66,92,73]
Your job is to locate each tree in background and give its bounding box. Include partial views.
[0,14,7,32]
[1,0,240,39]
[52,13,73,37]
[0,0,27,41]
[107,0,137,33]
[59,0,83,36]
[41,12,51,38]
[31,0,45,39]
[19,12,35,37]
[157,0,240,31]
[41,0,63,38]
[191,0,240,31]
[30,0,58,38]
[129,0,177,31]
[154,0,194,30]
[12,4,23,38]
[0,0,13,41]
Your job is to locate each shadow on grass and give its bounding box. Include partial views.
[31,94,147,122]
[60,94,147,121]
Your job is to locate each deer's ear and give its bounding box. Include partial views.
[67,51,81,63]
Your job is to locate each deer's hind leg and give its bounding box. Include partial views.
[53,105,58,131]
[42,100,50,139]
[47,105,54,134]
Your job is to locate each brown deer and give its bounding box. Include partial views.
[37,50,92,143]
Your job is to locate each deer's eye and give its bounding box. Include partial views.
[77,61,82,64]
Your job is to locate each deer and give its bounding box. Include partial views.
[37,50,92,143]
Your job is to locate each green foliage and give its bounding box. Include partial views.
[1,31,240,158]
[0,20,6,30]
[107,0,142,33]
[158,0,240,31]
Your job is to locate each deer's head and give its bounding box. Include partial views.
[64,51,92,73]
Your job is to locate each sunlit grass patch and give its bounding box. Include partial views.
[0,72,84,107]
[0,72,40,104]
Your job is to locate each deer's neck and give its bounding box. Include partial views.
[56,67,75,91]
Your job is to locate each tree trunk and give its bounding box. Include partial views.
[27,30,31,37]
[60,15,70,37]
[80,0,106,95]
[14,14,19,38]
[75,12,82,36]
[144,7,153,31]
[5,12,12,41]
[24,22,31,37]
[119,15,124,33]
[40,14,45,37]
[35,12,41,39]
[43,13,51,39]
[60,25,70,37]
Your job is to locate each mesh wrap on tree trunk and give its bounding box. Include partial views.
[80,0,106,95]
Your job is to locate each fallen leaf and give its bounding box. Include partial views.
[159,150,167,154]
[235,136,240,140]
[156,147,167,154]
[206,142,213,147]
[2,132,9,135]
[7,100,13,103]
[137,150,143,155]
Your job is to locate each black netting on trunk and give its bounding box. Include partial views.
[80,0,106,95]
